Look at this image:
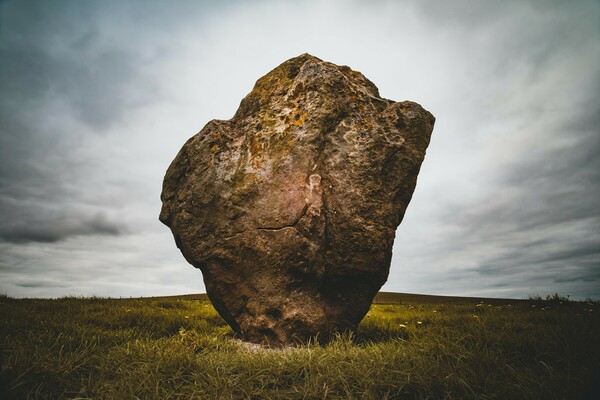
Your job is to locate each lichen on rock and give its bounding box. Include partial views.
[160,54,435,346]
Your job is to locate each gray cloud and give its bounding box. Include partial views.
[15,281,70,289]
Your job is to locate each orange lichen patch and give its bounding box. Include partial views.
[293,111,308,127]
[214,133,222,140]
[210,144,220,152]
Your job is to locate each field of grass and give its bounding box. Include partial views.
[1,293,598,399]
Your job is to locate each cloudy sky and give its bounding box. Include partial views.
[1,0,598,300]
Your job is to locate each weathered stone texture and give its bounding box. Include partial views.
[160,54,435,345]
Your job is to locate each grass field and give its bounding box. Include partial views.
[1,293,598,399]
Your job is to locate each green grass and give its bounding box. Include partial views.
[0,294,598,399]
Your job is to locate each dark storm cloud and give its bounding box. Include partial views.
[0,1,119,130]
[0,0,224,188]
[0,212,125,244]
[0,0,160,245]
[433,117,600,297]
[463,104,600,284]
[15,281,69,289]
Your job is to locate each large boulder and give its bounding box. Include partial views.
[160,54,435,345]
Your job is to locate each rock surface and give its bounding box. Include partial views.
[160,54,435,345]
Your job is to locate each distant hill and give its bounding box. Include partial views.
[372,292,526,305]
[152,292,526,305]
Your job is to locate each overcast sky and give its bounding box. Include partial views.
[1,0,598,300]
